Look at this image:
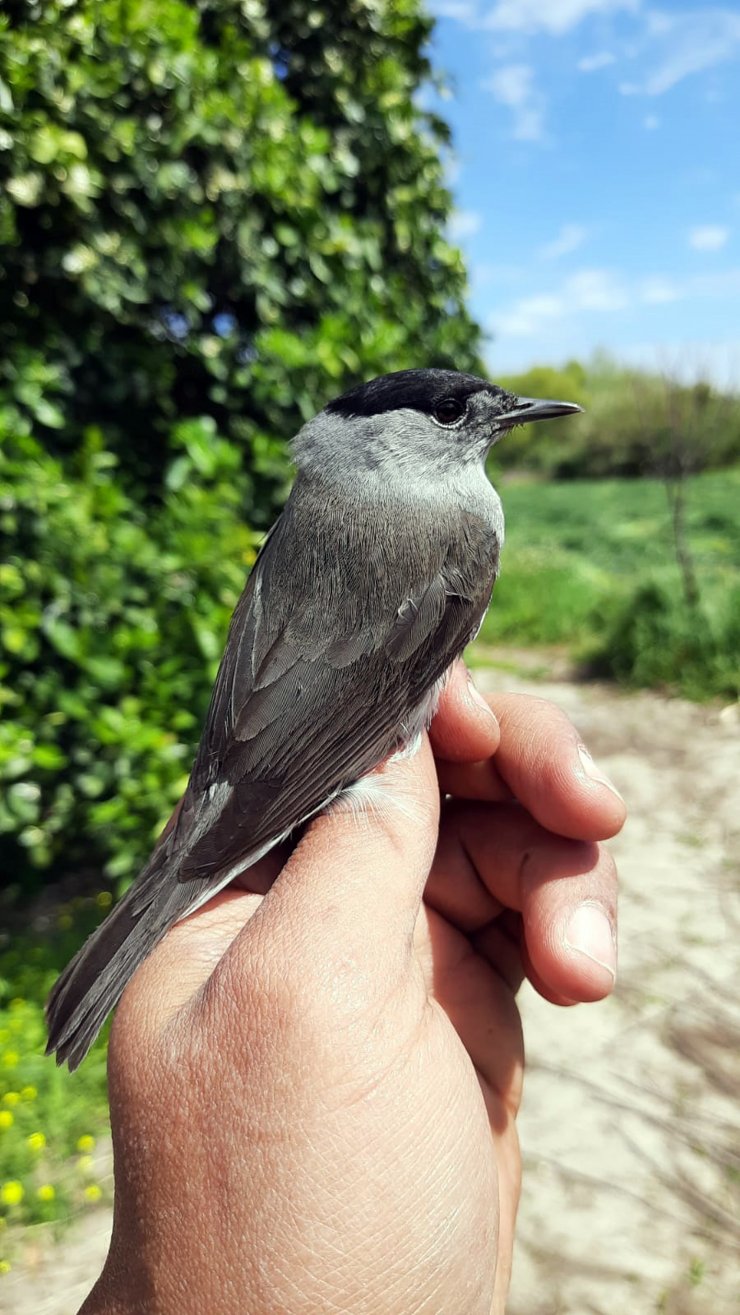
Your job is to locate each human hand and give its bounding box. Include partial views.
[81,666,624,1315]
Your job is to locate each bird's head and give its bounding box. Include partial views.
[293,368,582,480]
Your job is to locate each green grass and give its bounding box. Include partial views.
[476,468,740,699]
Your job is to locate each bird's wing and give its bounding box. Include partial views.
[46,494,498,1068]
[154,495,497,892]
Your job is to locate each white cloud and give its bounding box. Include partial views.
[498,268,628,336]
[488,0,638,34]
[432,0,640,34]
[502,293,563,337]
[484,0,638,35]
[689,225,730,252]
[492,265,740,338]
[538,223,589,260]
[483,64,545,141]
[578,51,617,72]
[448,209,483,240]
[620,8,740,96]
[431,0,638,32]
[640,276,681,303]
[611,340,740,390]
[566,269,629,310]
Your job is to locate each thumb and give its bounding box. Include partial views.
[120,737,440,1031]
[226,736,441,992]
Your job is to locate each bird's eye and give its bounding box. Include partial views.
[433,397,466,425]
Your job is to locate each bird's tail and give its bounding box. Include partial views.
[46,846,181,1071]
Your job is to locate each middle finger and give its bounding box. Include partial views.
[426,799,618,1004]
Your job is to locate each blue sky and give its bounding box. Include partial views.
[428,0,740,384]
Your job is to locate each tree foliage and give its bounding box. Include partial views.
[494,357,740,479]
[0,416,259,891]
[0,0,485,890]
[0,0,482,517]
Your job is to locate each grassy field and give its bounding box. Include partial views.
[474,467,740,699]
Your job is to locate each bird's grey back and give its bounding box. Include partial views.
[175,466,503,879]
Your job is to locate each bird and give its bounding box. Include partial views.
[46,367,581,1068]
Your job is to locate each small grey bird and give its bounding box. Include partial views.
[46,368,580,1068]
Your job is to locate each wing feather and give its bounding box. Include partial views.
[174,489,499,886]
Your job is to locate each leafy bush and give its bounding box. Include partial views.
[0,410,259,894]
[0,0,481,517]
[588,579,740,701]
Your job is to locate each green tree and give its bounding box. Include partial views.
[495,357,740,480]
[0,418,260,891]
[494,361,588,475]
[0,0,481,520]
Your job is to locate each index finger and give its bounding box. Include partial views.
[428,661,501,762]
[437,692,626,843]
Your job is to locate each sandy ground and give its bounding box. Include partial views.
[479,667,740,1315]
[3,668,739,1314]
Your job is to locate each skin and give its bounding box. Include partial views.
[81,666,624,1315]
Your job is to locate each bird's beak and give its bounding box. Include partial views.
[503,396,583,427]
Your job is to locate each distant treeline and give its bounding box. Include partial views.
[493,358,740,480]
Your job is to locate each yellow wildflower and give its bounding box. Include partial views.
[84,1184,102,1203]
[0,1181,23,1207]
[1,1053,18,1070]
[0,1112,13,1130]
[20,1086,37,1101]
[27,1132,46,1152]
[96,891,113,908]
[1,1093,19,1108]
[0,1259,10,1274]
[37,1185,55,1202]
[77,1155,94,1174]
[76,1134,96,1153]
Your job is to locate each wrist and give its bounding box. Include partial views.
[79,1287,136,1315]
[78,1258,151,1315]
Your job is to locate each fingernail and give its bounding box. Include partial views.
[577,746,625,804]
[564,904,617,981]
[465,672,498,726]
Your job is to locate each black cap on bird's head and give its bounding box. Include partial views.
[326,368,495,421]
[326,367,581,434]
[296,367,582,476]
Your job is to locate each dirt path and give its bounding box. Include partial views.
[478,669,740,1315]
[3,673,739,1315]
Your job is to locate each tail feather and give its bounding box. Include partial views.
[46,848,178,1070]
